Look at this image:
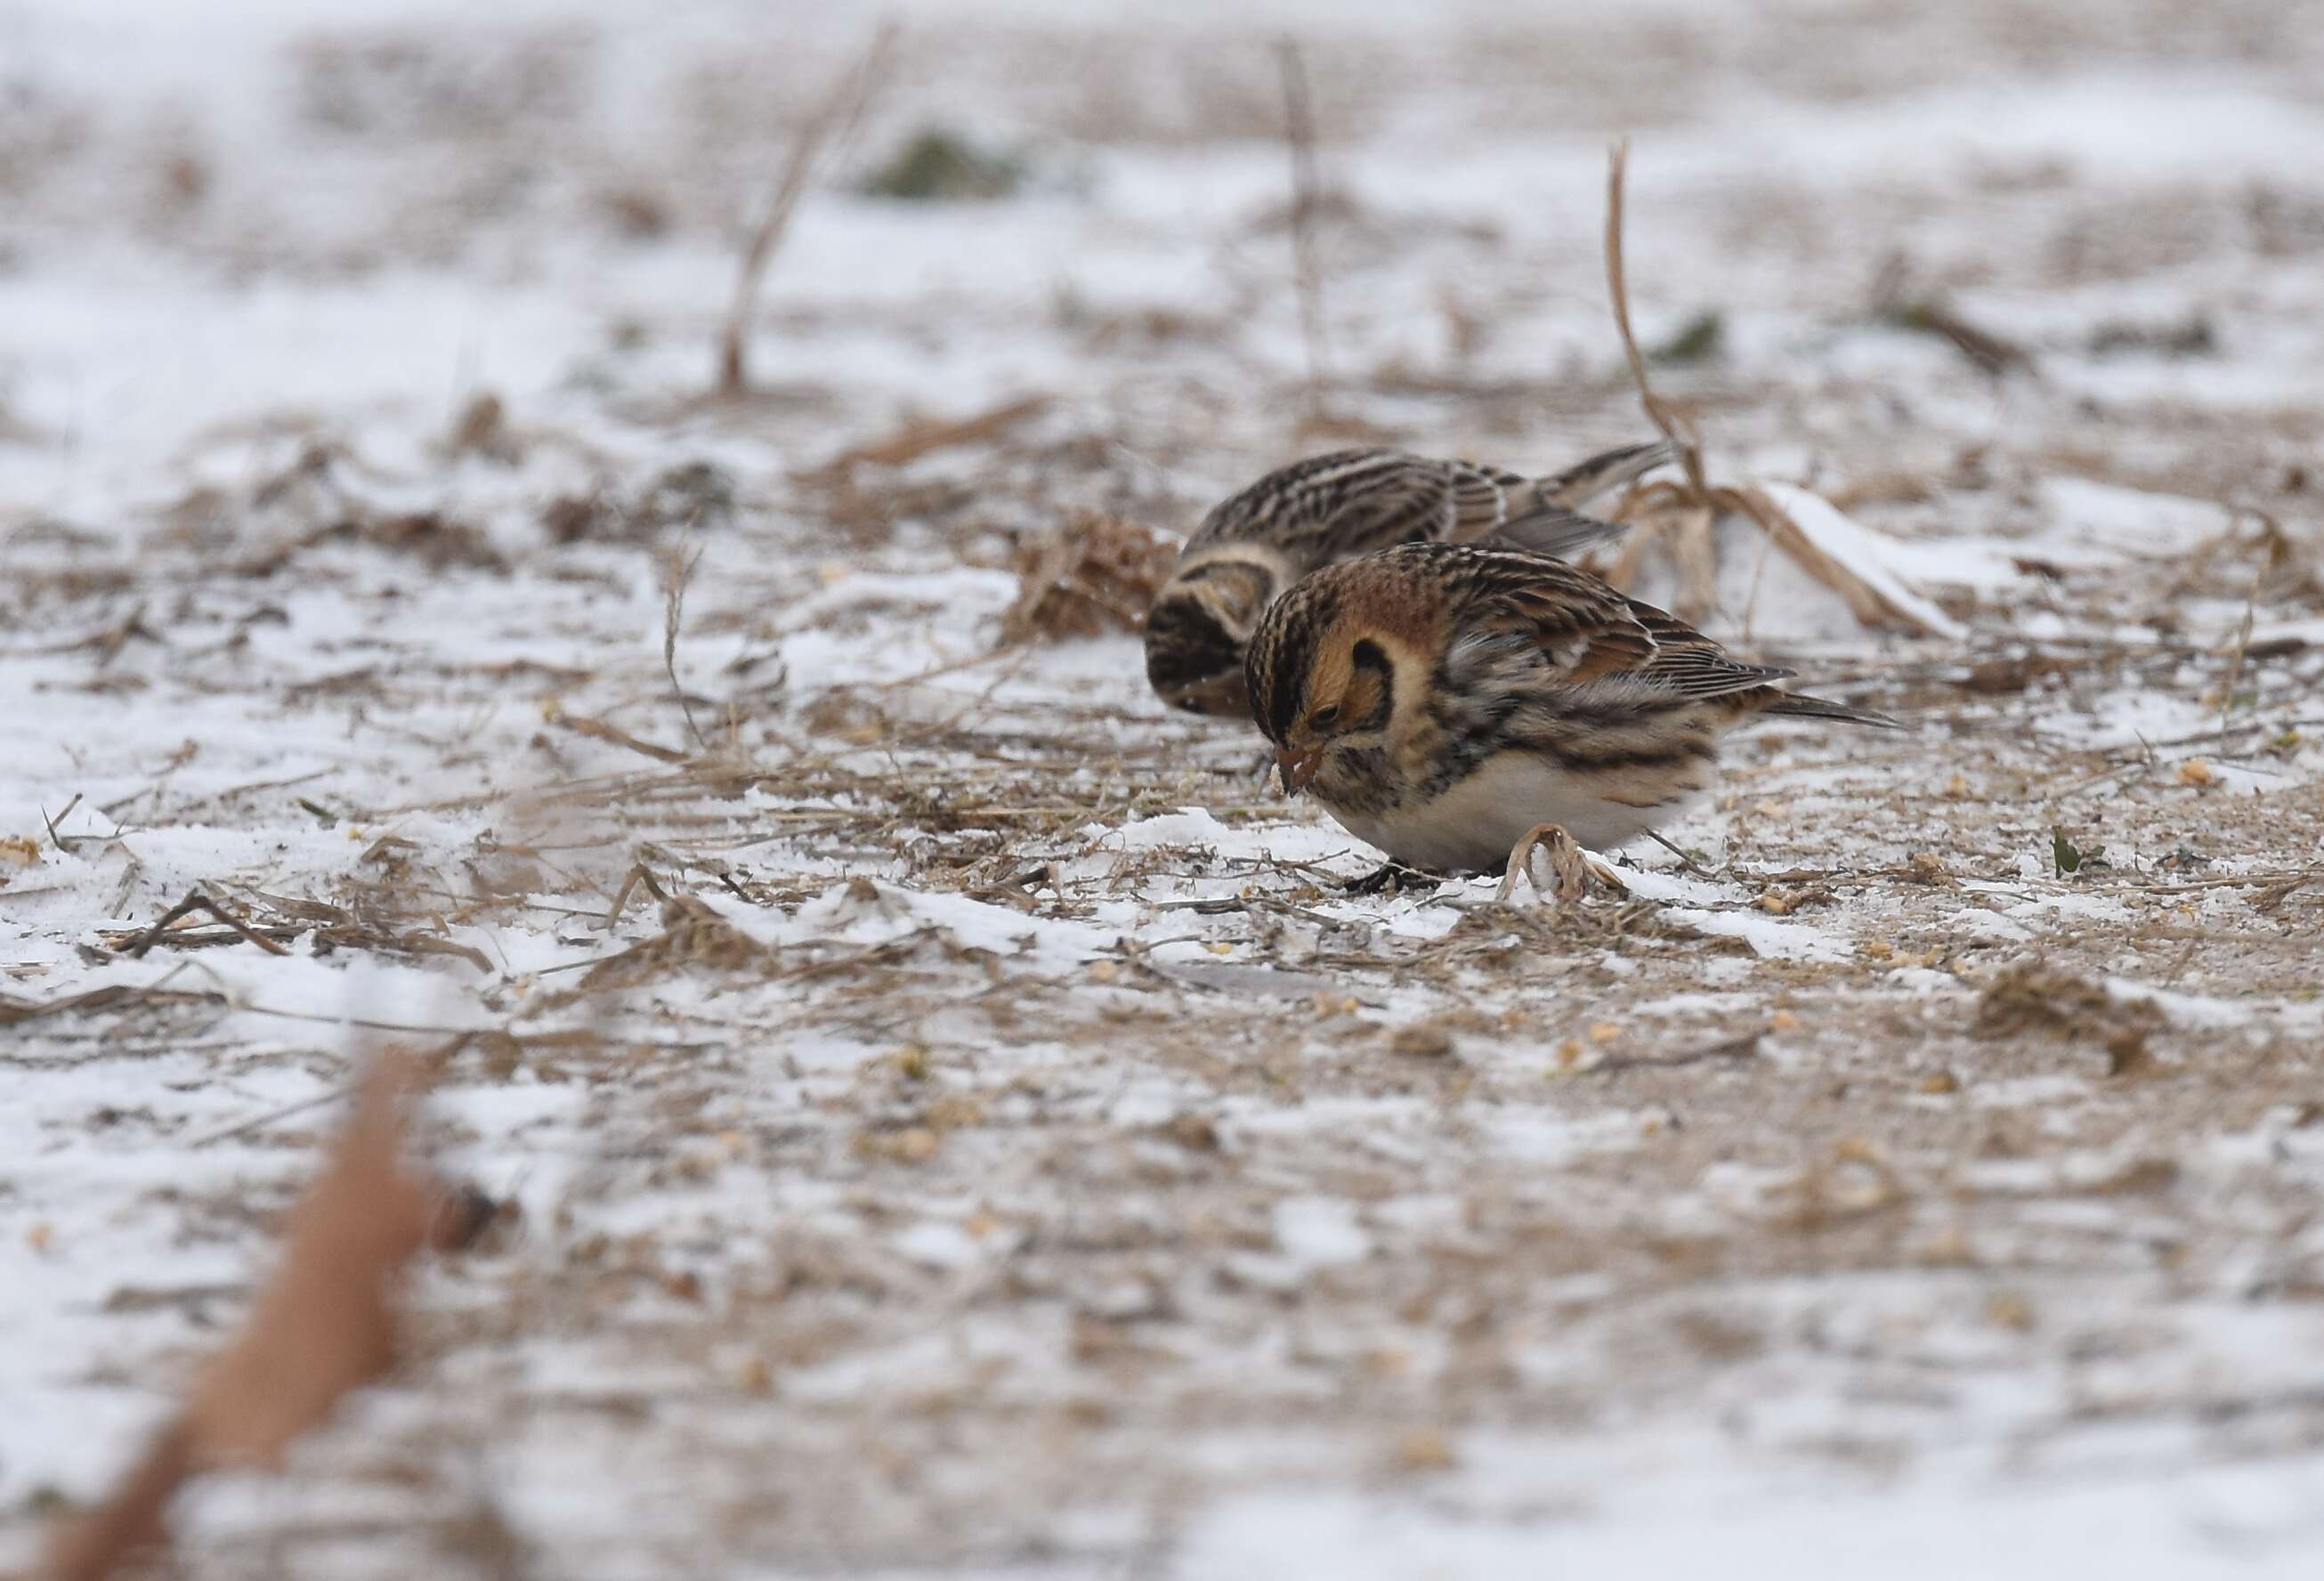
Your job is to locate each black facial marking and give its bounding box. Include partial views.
[1144,596,1240,699]
[1350,638,1394,734]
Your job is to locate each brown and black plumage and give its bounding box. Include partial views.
[1243,539,1896,884]
[1144,441,1673,717]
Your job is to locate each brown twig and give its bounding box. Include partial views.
[1877,296,2032,377]
[717,23,900,393]
[0,984,227,1026]
[41,1053,457,1580]
[1590,1030,1761,1076]
[121,891,293,959]
[817,393,1050,473]
[1604,141,1708,502]
[555,710,690,765]
[1276,37,1331,422]
[604,861,670,929]
[41,791,84,854]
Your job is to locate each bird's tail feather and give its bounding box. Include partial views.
[1767,691,1901,728]
[1540,439,1680,510]
[1485,507,1631,561]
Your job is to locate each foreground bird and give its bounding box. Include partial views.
[1244,540,1897,896]
[1145,440,1673,717]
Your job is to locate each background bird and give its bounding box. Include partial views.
[1144,440,1673,718]
[1243,539,1897,896]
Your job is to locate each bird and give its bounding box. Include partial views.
[1242,539,1898,898]
[1144,440,1675,718]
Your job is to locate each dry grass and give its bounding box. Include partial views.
[8,4,2324,1574]
[999,509,1178,647]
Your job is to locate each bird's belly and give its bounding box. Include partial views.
[1333,752,1700,873]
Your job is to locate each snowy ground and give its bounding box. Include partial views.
[6,0,2324,1575]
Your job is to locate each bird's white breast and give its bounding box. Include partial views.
[1332,751,1703,873]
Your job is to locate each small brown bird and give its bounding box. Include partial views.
[1243,540,1897,896]
[1145,441,1673,717]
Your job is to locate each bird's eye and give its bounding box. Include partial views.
[1311,704,1340,729]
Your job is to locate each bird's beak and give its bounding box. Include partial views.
[1275,745,1323,796]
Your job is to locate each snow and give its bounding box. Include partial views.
[5,0,2324,1574]
[1175,1461,2324,1580]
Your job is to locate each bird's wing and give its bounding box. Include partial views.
[1189,450,1535,569]
[1455,546,1794,700]
[1187,445,1664,575]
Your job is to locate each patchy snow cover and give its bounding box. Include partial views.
[1757,482,1972,642]
[4,0,2324,1576]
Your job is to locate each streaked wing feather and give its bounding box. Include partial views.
[1191,450,1470,564]
[1459,551,1657,677]
[1615,599,1794,697]
[1190,443,1669,572]
[1456,546,1791,698]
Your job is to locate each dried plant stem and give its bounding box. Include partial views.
[1604,141,1707,501]
[1276,38,1330,420]
[717,23,900,393]
[821,393,1049,473]
[40,790,83,853]
[2214,563,2262,730]
[663,542,709,754]
[123,890,292,959]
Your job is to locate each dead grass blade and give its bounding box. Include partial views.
[39,791,84,854]
[1604,141,1707,501]
[717,23,900,393]
[1870,261,2033,377]
[0,984,227,1026]
[120,890,292,959]
[662,541,711,754]
[818,393,1050,473]
[1594,157,1965,642]
[553,709,691,765]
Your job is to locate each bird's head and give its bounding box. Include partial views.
[1142,555,1283,718]
[1244,566,1412,794]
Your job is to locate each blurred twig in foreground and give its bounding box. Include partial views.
[40,1052,487,1581]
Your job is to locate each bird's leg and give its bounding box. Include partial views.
[1495,823,1626,904]
[1343,861,1441,897]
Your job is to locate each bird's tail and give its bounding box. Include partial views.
[1486,506,1630,561]
[1540,439,1680,510]
[1766,691,1902,728]
[1489,439,1679,559]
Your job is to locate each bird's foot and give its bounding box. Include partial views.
[1495,824,1627,904]
[1343,862,1442,897]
